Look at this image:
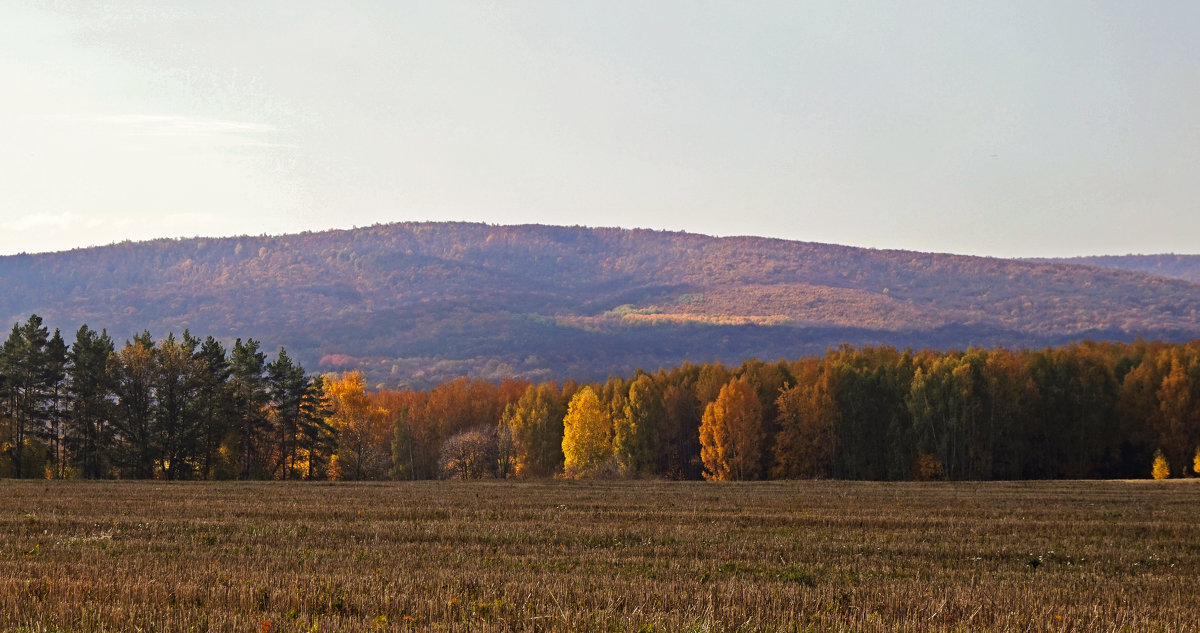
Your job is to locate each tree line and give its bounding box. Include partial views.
[3,313,1198,480]
[383,339,1200,481]
[0,314,358,480]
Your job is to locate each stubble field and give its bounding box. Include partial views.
[1,479,1198,632]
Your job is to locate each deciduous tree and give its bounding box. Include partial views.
[772,359,837,479]
[614,374,661,474]
[1152,449,1170,480]
[326,371,391,480]
[439,426,497,479]
[501,382,566,477]
[562,386,612,476]
[112,332,157,478]
[1157,352,1199,477]
[699,377,764,481]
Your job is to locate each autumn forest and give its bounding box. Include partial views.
[4,223,1200,390]
[3,313,1198,482]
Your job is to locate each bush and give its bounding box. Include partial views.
[439,427,498,480]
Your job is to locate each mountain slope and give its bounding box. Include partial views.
[2,222,1198,387]
[1036,254,1200,284]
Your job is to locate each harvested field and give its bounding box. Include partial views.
[1,480,1198,632]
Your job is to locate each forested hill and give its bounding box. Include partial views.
[1036,254,1200,284]
[2,222,1198,387]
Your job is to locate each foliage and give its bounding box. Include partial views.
[325,371,390,480]
[438,427,499,479]
[1041,254,1200,284]
[1,315,58,479]
[3,222,1200,390]
[64,325,114,479]
[561,386,612,477]
[699,377,764,481]
[111,332,157,478]
[500,382,566,477]
[613,374,661,474]
[6,310,1200,483]
[1,315,334,481]
[772,359,837,478]
[1152,450,1170,480]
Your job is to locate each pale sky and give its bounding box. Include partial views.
[2,1,1198,257]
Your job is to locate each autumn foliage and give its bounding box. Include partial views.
[1152,450,1170,480]
[561,387,613,477]
[699,378,764,481]
[4,311,1200,482]
[324,371,391,480]
[4,222,1200,391]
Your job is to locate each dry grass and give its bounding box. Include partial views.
[2,480,1198,632]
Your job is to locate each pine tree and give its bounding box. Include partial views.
[193,336,233,479]
[229,338,270,478]
[66,325,115,479]
[268,347,315,479]
[41,329,69,477]
[1,315,54,478]
[153,332,204,480]
[297,374,335,479]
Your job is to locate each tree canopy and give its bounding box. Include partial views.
[3,313,1199,482]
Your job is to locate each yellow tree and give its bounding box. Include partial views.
[1152,449,1170,480]
[1157,354,1198,477]
[699,377,764,481]
[324,371,390,480]
[561,386,611,477]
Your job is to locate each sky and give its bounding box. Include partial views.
[2,1,1198,258]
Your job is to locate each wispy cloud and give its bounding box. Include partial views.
[60,113,292,148]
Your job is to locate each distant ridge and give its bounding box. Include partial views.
[1035,254,1200,284]
[2,222,1198,388]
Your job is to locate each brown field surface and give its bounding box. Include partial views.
[2,480,1198,632]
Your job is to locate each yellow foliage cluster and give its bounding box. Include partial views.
[324,371,392,480]
[1152,451,1170,480]
[699,378,764,481]
[561,387,611,476]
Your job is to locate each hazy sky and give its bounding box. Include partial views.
[2,2,1198,257]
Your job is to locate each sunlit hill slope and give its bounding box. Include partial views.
[1,222,1197,387]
